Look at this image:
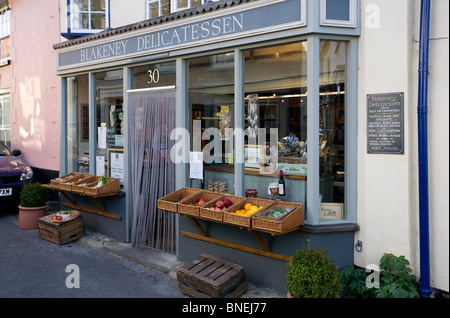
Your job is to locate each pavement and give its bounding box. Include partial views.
[0,211,284,299]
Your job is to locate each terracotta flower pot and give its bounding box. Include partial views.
[18,205,48,229]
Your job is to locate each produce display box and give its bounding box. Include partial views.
[71,174,97,194]
[83,176,120,197]
[38,211,85,245]
[198,195,244,222]
[177,191,222,217]
[157,187,202,213]
[252,202,304,234]
[58,174,84,191]
[50,172,81,190]
[223,198,275,228]
[177,254,247,298]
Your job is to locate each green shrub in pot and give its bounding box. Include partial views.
[20,182,50,208]
[286,240,343,298]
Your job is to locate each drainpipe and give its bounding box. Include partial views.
[417,0,432,298]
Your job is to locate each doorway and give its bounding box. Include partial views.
[127,87,176,254]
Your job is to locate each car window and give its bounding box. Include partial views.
[0,142,11,156]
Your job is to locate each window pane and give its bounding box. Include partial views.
[244,42,307,202]
[319,40,346,216]
[73,0,90,11]
[91,13,105,29]
[95,70,124,180]
[131,61,176,89]
[326,0,350,21]
[67,74,90,173]
[161,0,171,15]
[91,0,106,11]
[177,0,189,10]
[188,53,235,192]
[192,0,202,7]
[149,2,160,18]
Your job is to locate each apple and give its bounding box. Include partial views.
[216,200,225,209]
[197,198,206,206]
[223,198,231,207]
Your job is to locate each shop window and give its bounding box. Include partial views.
[319,40,346,220]
[130,61,176,90]
[243,42,308,203]
[320,0,356,27]
[187,52,235,192]
[95,70,124,183]
[0,94,10,147]
[67,0,109,36]
[67,74,90,173]
[0,8,10,63]
[147,0,220,19]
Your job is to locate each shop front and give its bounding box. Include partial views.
[54,0,360,291]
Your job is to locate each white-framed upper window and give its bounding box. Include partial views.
[146,0,220,19]
[320,0,356,28]
[68,0,110,34]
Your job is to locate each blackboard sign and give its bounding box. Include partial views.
[367,92,404,154]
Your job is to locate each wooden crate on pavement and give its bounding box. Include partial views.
[177,254,247,298]
[38,211,85,245]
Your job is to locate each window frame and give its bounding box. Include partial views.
[67,0,110,36]
[320,0,357,28]
[146,0,221,19]
[0,7,10,64]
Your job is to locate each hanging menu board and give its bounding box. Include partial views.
[367,92,404,154]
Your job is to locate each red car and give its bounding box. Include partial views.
[0,141,34,211]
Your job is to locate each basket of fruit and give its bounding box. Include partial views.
[157,187,202,213]
[251,202,304,234]
[199,195,244,222]
[178,191,222,217]
[50,210,80,223]
[223,198,275,228]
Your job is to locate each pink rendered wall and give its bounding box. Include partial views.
[6,0,61,171]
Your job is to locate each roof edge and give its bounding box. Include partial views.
[53,0,253,50]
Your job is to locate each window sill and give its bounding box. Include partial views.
[0,57,10,67]
[300,223,359,234]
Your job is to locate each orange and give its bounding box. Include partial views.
[244,203,252,211]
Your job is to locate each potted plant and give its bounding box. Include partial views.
[286,239,343,298]
[18,182,50,229]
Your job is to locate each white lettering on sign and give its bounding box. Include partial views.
[136,14,244,51]
[80,40,128,62]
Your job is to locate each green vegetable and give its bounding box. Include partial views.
[95,176,110,188]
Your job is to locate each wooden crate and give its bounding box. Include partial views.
[177,254,247,298]
[178,191,222,217]
[157,188,202,213]
[38,211,85,245]
[199,194,245,222]
[223,198,275,228]
[252,202,304,234]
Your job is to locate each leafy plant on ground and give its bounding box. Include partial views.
[340,253,419,298]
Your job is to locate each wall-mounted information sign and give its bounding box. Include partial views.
[367,92,404,154]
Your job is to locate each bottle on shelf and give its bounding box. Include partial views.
[278,170,286,196]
